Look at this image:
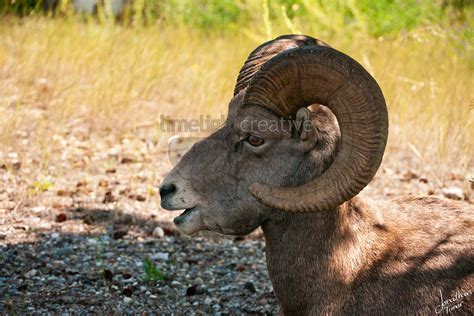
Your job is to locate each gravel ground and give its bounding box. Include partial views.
[1,225,276,314]
[0,127,472,314]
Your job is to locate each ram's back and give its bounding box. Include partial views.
[344,196,473,314]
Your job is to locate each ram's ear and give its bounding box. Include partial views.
[295,108,318,152]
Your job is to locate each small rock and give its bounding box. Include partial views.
[186,285,197,296]
[98,180,108,187]
[12,161,21,170]
[103,191,116,203]
[57,190,73,197]
[152,227,165,238]
[87,238,98,245]
[244,281,256,293]
[442,187,464,200]
[54,247,73,258]
[219,284,234,291]
[25,269,37,278]
[56,213,68,222]
[103,252,114,259]
[122,271,132,279]
[129,194,146,202]
[194,277,204,285]
[235,264,246,272]
[59,295,74,303]
[171,280,182,287]
[101,235,111,243]
[123,296,132,304]
[401,171,418,182]
[204,296,212,305]
[65,267,79,275]
[121,156,136,164]
[31,206,47,213]
[151,252,169,261]
[103,269,113,282]
[76,181,86,187]
[122,287,133,297]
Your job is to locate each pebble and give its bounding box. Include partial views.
[103,252,115,259]
[25,269,38,278]
[441,187,464,200]
[194,277,204,285]
[54,247,73,258]
[151,252,169,261]
[152,226,165,238]
[31,206,47,213]
[60,295,74,303]
[2,230,278,314]
[244,281,256,293]
[170,280,182,287]
[219,284,234,292]
[186,285,197,296]
[87,238,98,245]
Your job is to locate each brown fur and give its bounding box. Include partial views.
[264,196,473,315]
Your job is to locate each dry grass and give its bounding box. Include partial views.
[0,16,472,185]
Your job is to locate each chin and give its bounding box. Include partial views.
[173,207,204,235]
[213,225,259,236]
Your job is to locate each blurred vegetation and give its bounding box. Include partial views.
[0,0,472,180]
[1,0,472,37]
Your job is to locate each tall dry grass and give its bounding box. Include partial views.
[0,10,472,183]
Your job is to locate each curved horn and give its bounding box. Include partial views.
[233,35,328,96]
[245,44,388,212]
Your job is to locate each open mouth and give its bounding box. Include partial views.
[173,207,197,225]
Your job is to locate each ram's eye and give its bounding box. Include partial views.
[246,135,265,147]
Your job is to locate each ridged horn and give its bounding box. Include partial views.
[244,42,388,212]
[234,34,328,96]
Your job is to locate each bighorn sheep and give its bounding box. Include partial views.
[160,35,473,315]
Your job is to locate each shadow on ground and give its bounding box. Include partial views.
[0,207,277,314]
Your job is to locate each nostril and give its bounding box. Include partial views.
[160,182,176,198]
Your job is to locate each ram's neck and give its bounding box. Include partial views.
[261,197,385,315]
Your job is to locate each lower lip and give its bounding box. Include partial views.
[174,207,196,225]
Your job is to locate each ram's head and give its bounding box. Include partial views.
[160,35,388,235]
